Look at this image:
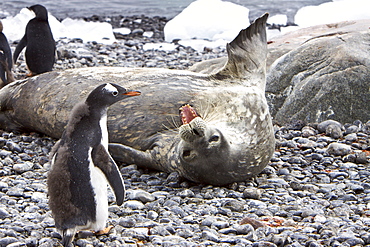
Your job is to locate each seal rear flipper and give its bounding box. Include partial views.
[213,13,268,85]
[108,143,160,171]
[91,144,125,205]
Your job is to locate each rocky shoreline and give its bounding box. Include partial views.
[1,15,370,247]
[11,14,228,81]
[0,119,369,246]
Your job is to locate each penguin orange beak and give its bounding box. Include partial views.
[124,91,141,96]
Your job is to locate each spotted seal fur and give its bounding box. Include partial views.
[0,14,274,185]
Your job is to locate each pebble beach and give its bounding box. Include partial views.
[1,15,370,247]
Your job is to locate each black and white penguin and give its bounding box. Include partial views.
[0,20,14,87]
[47,83,141,246]
[13,4,56,76]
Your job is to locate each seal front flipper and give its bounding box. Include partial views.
[109,143,160,171]
[92,143,125,205]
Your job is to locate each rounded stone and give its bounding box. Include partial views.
[12,162,33,173]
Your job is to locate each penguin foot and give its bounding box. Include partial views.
[26,72,36,77]
[94,225,114,235]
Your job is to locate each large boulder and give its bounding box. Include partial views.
[266,20,370,124]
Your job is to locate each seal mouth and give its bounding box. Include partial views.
[179,104,198,125]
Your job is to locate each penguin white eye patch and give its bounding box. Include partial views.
[103,83,118,95]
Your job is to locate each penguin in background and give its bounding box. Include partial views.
[0,20,14,87]
[13,4,56,77]
[47,83,141,246]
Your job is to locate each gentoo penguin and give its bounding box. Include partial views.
[13,4,55,76]
[47,83,141,246]
[0,20,14,87]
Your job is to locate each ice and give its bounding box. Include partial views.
[295,0,370,28]
[267,14,288,26]
[1,8,116,44]
[164,0,250,43]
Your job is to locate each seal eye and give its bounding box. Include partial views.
[112,91,118,96]
[209,135,219,143]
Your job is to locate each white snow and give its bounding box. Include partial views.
[143,43,177,51]
[164,0,250,43]
[267,14,288,26]
[1,8,116,44]
[294,0,370,28]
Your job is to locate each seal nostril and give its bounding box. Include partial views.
[183,150,191,158]
[193,129,199,136]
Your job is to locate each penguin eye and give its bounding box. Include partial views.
[112,91,118,96]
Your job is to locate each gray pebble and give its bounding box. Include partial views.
[0,150,12,158]
[202,230,220,242]
[326,143,352,156]
[123,200,145,210]
[345,133,358,142]
[6,187,24,197]
[128,189,155,203]
[0,208,10,219]
[12,162,33,173]
[0,237,18,246]
[6,141,22,153]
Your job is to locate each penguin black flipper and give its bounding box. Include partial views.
[0,30,13,86]
[0,52,6,86]
[13,35,27,64]
[92,143,125,205]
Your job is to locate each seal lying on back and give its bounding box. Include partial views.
[0,13,274,185]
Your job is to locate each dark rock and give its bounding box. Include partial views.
[266,27,370,124]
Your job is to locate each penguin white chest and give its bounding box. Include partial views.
[100,114,109,149]
[88,147,108,231]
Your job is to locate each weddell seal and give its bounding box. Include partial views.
[47,83,140,246]
[0,13,275,185]
[13,4,56,76]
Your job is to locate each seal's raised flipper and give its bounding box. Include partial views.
[213,13,268,87]
[109,143,160,171]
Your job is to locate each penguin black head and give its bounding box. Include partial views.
[27,4,49,21]
[86,83,141,109]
